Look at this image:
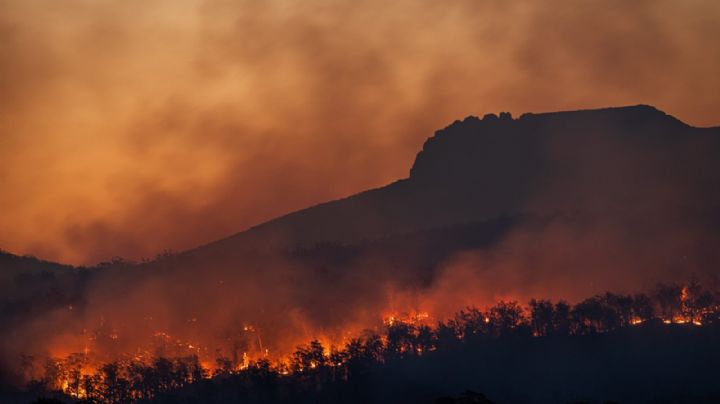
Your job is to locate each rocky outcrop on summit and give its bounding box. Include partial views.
[410,105,690,180]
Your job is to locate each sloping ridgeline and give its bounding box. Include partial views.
[191,105,720,259]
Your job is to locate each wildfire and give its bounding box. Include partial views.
[383,310,431,326]
[21,281,719,402]
[240,352,250,370]
[44,305,716,401]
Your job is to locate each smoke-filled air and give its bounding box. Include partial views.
[2,0,720,264]
[2,1,720,403]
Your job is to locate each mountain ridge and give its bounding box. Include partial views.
[185,104,720,260]
[2,105,718,265]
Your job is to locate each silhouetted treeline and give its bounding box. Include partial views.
[14,281,720,404]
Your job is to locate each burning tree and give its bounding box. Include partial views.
[18,280,720,403]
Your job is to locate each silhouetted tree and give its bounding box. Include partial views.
[631,293,655,322]
[101,362,130,403]
[363,334,385,363]
[529,299,554,336]
[681,278,717,323]
[572,297,606,334]
[488,301,526,336]
[655,283,683,321]
[435,321,461,350]
[292,339,326,372]
[416,324,436,354]
[386,322,415,359]
[603,293,633,327]
[453,306,488,340]
[553,301,571,335]
[328,346,348,382]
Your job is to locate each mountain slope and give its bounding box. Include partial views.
[3,105,720,389]
[190,105,720,259]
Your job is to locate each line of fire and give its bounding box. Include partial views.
[18,280,719,402]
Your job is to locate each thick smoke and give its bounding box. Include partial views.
[2,0,720,389]
[1,0,720,264]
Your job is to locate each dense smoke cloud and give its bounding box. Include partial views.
[5,108,720,387]
[1,0,719,264]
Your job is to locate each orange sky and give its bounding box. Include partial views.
[1,0,719,265]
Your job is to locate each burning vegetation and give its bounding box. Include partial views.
[15,280,720,403]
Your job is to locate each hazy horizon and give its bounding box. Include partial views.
[2,0,720,265]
